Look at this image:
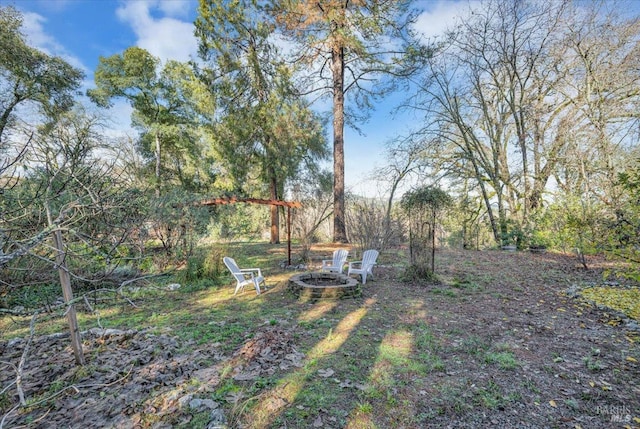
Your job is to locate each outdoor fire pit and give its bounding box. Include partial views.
[289,272,361,299]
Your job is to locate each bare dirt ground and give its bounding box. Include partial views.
[1,248,639,428]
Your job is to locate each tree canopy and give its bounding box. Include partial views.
[0,6,83,147]
[272,0,425,242]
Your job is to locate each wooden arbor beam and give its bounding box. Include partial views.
[195,197,302,265]
[194,197,302,209]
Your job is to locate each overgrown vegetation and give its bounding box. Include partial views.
[401,185,451,280]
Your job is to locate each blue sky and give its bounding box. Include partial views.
[4,0,468,197]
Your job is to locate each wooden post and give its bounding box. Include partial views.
[287,206,292,266]
[52,230,85,366]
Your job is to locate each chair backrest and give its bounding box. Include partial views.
[362,249,379,269]
[223,257,244,282]
[333,249,348,266]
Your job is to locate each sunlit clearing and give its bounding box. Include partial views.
[344,412,378,429]
[245,303,372,428]
[0,321,29,339]
[298,301,338,322]
[308,306,368,359]
[401,300,428,323]
[369,330,414,388]
[196,287,253,307]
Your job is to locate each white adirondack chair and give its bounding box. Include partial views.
[223,256,265,295]
[347,249,379,284]
[321,249,349,274]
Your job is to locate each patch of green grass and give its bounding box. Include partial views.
[186,320,249,348]
[484,351,519,369]
[418,351,446,372]
[431,288,457,298]
[6,282,63,310]
[414,322,440,351]
[473,380,519,409]
[178,411,211,428]
[432,383,473,414]
[355,401,374,414]
[460,336,490,355]
[521,377,540,394]
[582,356,606,371]
[582,347,606,371]
[490,292,508,299]
[450,277,482,293]
[295,381,342,416]
[212,378,243,403]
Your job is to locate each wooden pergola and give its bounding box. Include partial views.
[194,197,302,265]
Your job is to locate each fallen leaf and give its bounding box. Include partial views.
[579,287,640,320]
[625,356,637,363]
[549,400,557,408]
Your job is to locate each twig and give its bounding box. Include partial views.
[10,408,51,429]
[0,378,16,396]
[16,313,37,406]
[0,404,21,429]
[83,295,103,329]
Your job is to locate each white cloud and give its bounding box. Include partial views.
[20,11,87,72]
[116,0,198,63]
[158,0,191,18]
[413,1,477,41]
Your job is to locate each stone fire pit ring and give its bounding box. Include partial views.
[289,272,361,299]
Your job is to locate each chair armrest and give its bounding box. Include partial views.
[240,268,262,277]
[321,259,333,267]
[348,261,363,269]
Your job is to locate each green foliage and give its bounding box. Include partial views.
[147,190,212,261]
[88,47,210,195]
[401,185,452,276]
[195,0,329,204]
[401,264,439,283]
[542,196,606,260]
[0,6,83,140]
[178,245,227,284]
[604,160,640,281]
[401,186,453,213]
[500,219,525,249]
[207,204,269,241]
[5,282,61,311]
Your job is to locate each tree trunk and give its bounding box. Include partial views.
[331,43,347,243]
[270,173,280,244]
[155,132,161,197]
[431,209,436,273]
